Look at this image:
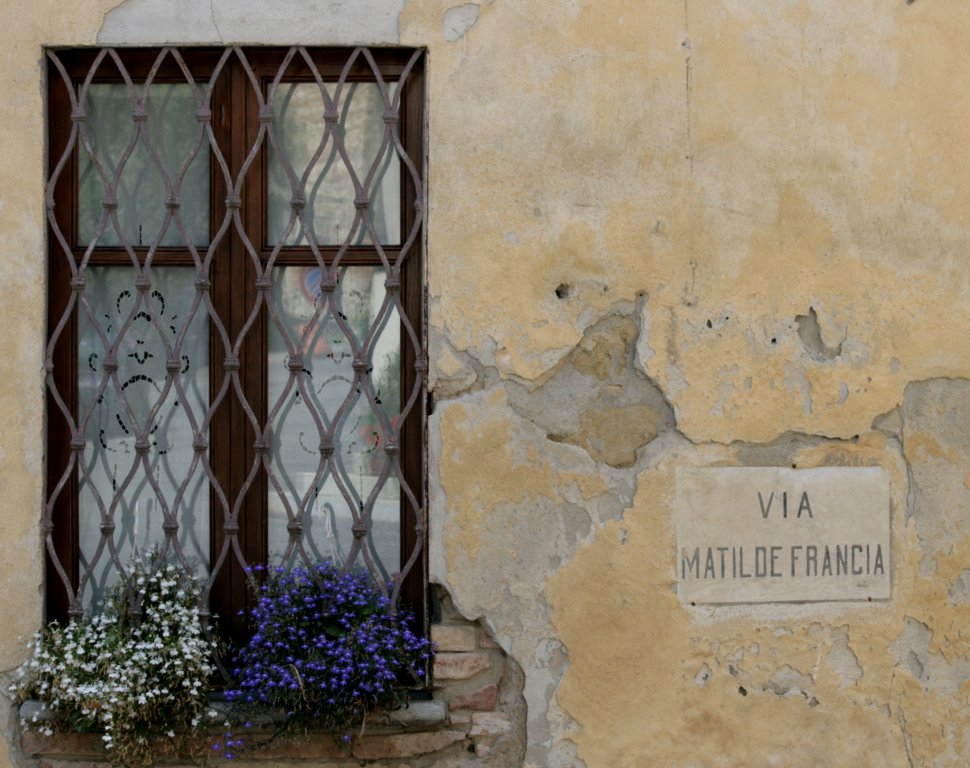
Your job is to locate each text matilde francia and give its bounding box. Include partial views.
[680,490,886,582]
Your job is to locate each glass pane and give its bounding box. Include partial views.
[78,83,210,248]
[267,266,401,577]
[268,82,400,246]
[78,267,209,605]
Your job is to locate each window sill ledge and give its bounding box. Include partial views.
[19,698,466,763]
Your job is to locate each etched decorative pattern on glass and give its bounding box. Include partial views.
[77,267,209,606]
[44,47,425,624]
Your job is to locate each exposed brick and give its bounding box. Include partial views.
[469,711,512,738]
[432,623,477,652]
[447,683,499,711]
[480,627,500,648]
[475,740,494,758]
[352,730,467,759]
[434,651,491,681]
[245,732,348,759]
[449,708,473,727]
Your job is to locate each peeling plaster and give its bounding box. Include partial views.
[545,423,969,766]
[826,627,863,687]
[901,379,970,553]
[948,569,970,606]
[761,664,816,705]
[891,616,970,697]
[505,309,676,469]
[443,3,479,42]
[796,307,844,362]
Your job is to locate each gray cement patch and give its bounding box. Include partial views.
[98,0,404,45]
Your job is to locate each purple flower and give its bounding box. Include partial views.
[222,561,434,742]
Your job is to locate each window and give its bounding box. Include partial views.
[44,47,426,635]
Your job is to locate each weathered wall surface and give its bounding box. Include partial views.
[407,1,970,765]
[1,0,969,766]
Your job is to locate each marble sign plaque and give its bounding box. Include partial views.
[676,467,891,604]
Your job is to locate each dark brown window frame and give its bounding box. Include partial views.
[44,46,427,636]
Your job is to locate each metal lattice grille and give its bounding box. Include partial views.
[43,47,426,628]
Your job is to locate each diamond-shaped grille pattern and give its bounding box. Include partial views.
[43,47,426,625]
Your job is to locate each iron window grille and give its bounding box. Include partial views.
[44,46,427,637]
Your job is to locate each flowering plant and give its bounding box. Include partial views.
[15,560,217,767]
[220,562,433,756]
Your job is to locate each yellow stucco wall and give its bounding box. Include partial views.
[1,1,968,766]
[411,1,970,765]
[0,0,123,662]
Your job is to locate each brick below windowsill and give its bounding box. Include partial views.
[20,698,458,763]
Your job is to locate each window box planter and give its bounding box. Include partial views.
[20,697,461,763]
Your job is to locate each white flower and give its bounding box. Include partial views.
[15,558,215,761]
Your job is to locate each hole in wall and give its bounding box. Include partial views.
[796,306,842,360]
[555,283,571,300]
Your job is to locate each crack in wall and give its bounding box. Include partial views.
[897,707,917,768]
[683,0,693,173]
[208,0,223,41]
[98,0,405,44]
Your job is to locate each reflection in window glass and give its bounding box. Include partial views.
[268,82,400,246]
[78,84,210,248]
[267,266,401,578]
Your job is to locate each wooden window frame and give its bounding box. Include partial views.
[45,47,427,635]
